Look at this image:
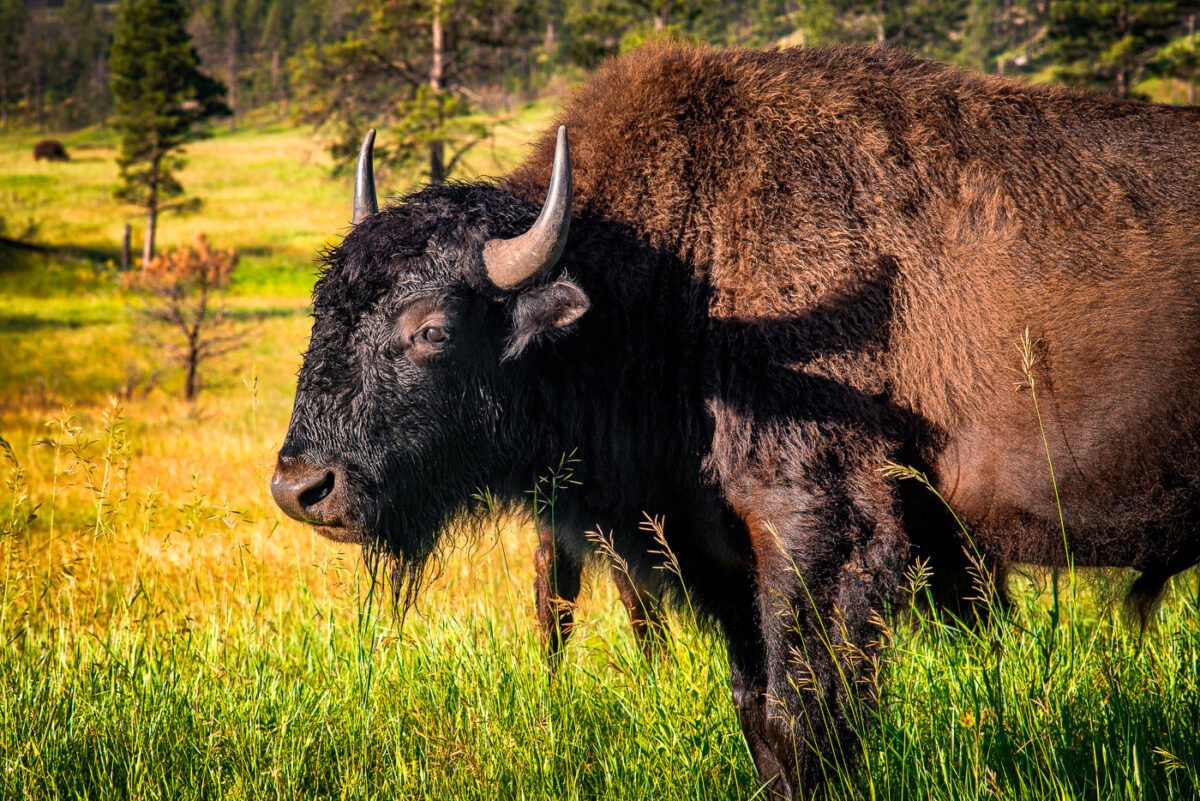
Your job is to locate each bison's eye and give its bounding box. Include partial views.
[417,325,450,347]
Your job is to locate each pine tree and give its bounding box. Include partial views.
[110,0,229,266]
[293,0,512,186]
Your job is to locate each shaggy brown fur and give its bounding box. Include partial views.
[507,43,1200,579]
[278,43,1200,800]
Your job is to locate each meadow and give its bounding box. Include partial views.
[0,109,1197,800]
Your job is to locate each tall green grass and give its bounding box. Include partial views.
[0,400,1196,800]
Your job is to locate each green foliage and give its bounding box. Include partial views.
[1047,0,1182,97]
[292,0,529,185]
[618,23,699,54]
[1155,26,1200,99]
[958,0,1000,73]
[564,4,631,68]
[60,0,111,119]
[388,86,491,183]
[110,0,230,217]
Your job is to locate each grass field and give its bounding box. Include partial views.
[1,108,1198,800]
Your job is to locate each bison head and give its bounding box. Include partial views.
[271,127,588,591]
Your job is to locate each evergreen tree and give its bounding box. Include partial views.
[5,0,1199,138]
[293,0,516,186]
[883,0,967,60]
[110,0,230,266]
[564,1,632,68]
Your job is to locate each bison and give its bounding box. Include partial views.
[33,139,69,162]
[272,43,1200,798]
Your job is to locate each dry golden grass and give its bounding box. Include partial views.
[0,101,567,631]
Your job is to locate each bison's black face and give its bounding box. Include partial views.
[272,127,584,585]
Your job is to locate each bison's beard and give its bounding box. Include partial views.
[353,450,506,611]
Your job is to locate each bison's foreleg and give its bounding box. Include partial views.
[721,596,793,798]
[734,475,906,799]
[534,517,583,667]
[613,568,668,657]
[902,484,1009,623]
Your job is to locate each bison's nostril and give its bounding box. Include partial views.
[271,459,347,528]
[299,471,336,509]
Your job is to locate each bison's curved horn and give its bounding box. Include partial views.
[484,125,572,291]
[352,129,378,225]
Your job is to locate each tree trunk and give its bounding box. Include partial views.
[121,223,131,272]
[143,205,157,267]
[184,345,199,400]
[143,157,160,266]
[227,25,238,132]
[431,6,443,94]
[34,55,43,132]
[27,2,44,131]
[653,8,666,31]
[429,0,445,185]
[430,140,445,184]
[544,19,555,60]
[271,48,282,120]
[1,68,7,134]
[1190,14,1197,106]
[93,53,105,107]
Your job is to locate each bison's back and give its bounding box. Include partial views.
[507,43,1200,567]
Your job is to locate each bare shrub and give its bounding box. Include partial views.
[123,233,240,401]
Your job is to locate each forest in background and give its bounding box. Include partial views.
[4,0,1200,139]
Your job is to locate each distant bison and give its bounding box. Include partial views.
[272,43,1200,799]
[33,140,69,162]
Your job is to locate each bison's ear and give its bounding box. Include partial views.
[504,280,590,359]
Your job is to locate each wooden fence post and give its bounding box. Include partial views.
[121,223,131,272]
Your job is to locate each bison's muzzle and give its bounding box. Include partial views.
[270,456,358,541]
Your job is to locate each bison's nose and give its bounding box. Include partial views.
[271,456,347,527]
